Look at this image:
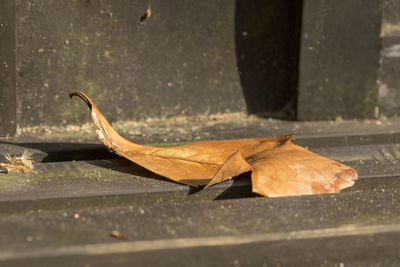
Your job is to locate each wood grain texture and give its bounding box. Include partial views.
[0,0,16,136]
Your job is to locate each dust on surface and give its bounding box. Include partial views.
[9,114,400,145]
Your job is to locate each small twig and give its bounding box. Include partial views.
[110,230,128,241]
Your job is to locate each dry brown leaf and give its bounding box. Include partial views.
[69,91,357,197]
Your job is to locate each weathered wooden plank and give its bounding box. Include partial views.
[13,0,303,127]
[10,232,400,266]
[0,188,399,265]
[1,142,400,203]
[3,117,400,163]
[0,134,399,265]
[298,0,382,120]
[0,0,16,136]
[380,36,400,116]
[3,231,400,266]
[379,0,400,116]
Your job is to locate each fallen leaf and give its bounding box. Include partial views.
[69,91,357,197]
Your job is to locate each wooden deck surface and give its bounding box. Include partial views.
[1,118,400,266]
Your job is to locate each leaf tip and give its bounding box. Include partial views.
[69,91,93,110]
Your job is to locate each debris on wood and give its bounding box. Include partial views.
[139,7,151,24]
[0,151,34,173]
[110,230,128,241]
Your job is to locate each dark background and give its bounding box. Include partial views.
[13,0,302,127]
[0,0,399,136]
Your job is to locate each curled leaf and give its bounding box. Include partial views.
[69,91,357,197]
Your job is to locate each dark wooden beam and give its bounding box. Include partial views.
[0,0,16,136]
[379,0,400,116]
[297,0,383,120]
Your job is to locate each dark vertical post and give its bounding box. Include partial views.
[297,0,382,120]
[379,0,400,116]
[0,0,16,136]
[235,0,302,119]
